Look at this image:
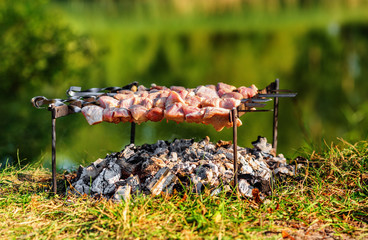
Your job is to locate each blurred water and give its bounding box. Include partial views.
[34,2,368,168]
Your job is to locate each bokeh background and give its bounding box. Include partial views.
[1,0,368,170]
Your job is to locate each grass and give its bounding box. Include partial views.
[0,139,367,239]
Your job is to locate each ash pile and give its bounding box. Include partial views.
[68,137,296,201]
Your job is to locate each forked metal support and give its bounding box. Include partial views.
[232,78,284,192]
[130,122,136,144]
[272,79,279,150]
[232,107,238,191]
[49,109,137,194]
[51,107,57,194]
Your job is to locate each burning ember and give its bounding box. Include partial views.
[68,136,297,201]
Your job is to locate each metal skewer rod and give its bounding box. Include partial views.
[51,107,57,194]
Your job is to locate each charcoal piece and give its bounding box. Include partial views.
[104,162,121,184]
[269,154,287,164]
[196,164,213,182]
[153,140,168,149]
[198,136,210,147]
[196,149,205,159]
[224,162,234,171]
[222,170,234,183]
[211,187,222,196]
[204,143,216,153]
[70,179,91,195]
[140,143,156,153]
[141,159,161,178]
[253,152,263,160]
[215,140,232,148]
[259,179,272,195]
[245,157,271,181]
[252,136,272,153]
[77,158,108,183]
[150,157,167,168]
[224,152,233,160]
[239,155,255,175]
[238,149,251,156]
[274,167,294,176]
[125,175,141,193]
[208,163,219,177]
[163,182,176,195]
[173,162,197,176]
[91,162,121,195]
[127,151,149,164]
[198,160,207,166]
[161,173,177,194]
[114,185,131,202]
[120,144,136,159]
[216,163,226,175]
[168,152,178,162]
[154,147,168,156]
[117,157,142,177]
[146,167,177,196]
[203,152,214,160]
[91,172,115,195]
[191,175,203,194]
[238,179,254,198]
[169,139,194,153]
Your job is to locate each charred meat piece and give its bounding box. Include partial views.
[201,97,220,108]
[147,107,164,122]
[119,97,135,109]
[129,105,148,124]
[82,105,104,125]
[140,98,153,110]
[203,107,242,131]
[166,91,186,108]
[170,86,189,100]
[183,105,205,123]
[165,102,185,123]
[153,97,167,109]
[219,98,241,109]
[195,85,219,99]
[114,92,134,100]
[113,107,131,122]
[221,92,243,100]
[184,95,202,108]
[103,108,121,124]
[216,82,236,97]
[238,85,258,99]
[98,96,120,108]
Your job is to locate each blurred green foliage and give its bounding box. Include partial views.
[0,0,102,166]
[1,0,368,168]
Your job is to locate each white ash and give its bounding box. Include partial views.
[68,136,298,200]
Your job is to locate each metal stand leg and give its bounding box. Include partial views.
[130,122,136,144]
[51,110,57,194]
[272,79,279,152]
[232,108,238,192]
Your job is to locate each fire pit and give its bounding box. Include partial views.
[68,136,296,200]
[31,79,296,194]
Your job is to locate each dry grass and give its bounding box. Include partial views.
[0,139,367,239]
